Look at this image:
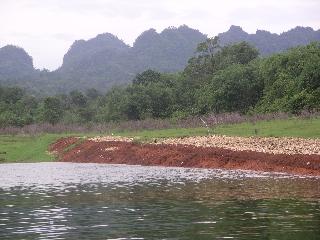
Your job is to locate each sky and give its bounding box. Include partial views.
[0,0,319,70]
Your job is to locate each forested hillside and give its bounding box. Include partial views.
[0,25,319,94]
[1,40,319,128]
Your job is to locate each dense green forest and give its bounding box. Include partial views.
[0,39,319,128]
[1,25,319,94]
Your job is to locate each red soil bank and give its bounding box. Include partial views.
[50,137,320,176]
[50,137,79,153]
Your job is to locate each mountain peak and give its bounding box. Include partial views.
[255,29,273,36]
[139,28,158,35]
[70,32,127,50]
[218,25,249,44]
[0,45,33,67]
[284,26,315,35]
[228,25,245,33]
[93,32,125,44]
[133,28,160,48]
[0,45,34,78]
[62,32,128,69]
[1,25,320,93]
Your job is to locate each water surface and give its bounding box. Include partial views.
[0,162,320,239]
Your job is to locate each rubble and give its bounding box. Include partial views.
[157,135,320,155]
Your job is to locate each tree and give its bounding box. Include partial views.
[196,36,220,57]
[255,42,320,113]
[195,63,263,114]
[42,97,63,124]
[96,87,128,122]
[184,39,259,79]
[132,69,161,85]
[70,90,87,107]
[1,86,24,104]
[86,88,101,100]
[218,41,259,65]
[184,37,221,78]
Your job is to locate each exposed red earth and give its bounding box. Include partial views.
[49,137,320,176]
[50,137,79,152]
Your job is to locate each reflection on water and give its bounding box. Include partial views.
[0,162,320,239]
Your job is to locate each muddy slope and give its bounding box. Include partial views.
[50,137,320,176]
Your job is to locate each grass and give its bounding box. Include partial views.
[62,138,86,153]
[214,117,320,138]
[115,127,210,140]
[116,117,320,140]
[0,117,319,163]
[0,134,64,163]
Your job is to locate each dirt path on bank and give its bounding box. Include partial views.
[50,136,320,176]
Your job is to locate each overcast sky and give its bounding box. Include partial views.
[0,0,319,70]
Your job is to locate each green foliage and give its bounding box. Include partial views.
[255,42,320,113]
[1,26,320,94]
[0,41,319,127]
[70,90,88,107]
[115,117,320,140]
[195,63,263,114]
[86,88,101,100]
[96,87,128,122]
[217,42,259,66]
[184,41,259,79]
[41,97,63,125]
[1,86,24,104]
[196,36,220,56]
[133,69,161,85]
[0,86,38,127]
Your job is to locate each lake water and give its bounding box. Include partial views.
[0,162,320,240]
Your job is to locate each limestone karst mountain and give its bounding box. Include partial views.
[0,25,319,94]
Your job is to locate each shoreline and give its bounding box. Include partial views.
[50,136,320,176]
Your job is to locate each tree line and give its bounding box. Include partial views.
[0,39,319,128]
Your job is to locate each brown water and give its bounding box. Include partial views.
[0,162,320,239]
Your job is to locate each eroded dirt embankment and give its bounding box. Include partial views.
[49,136,320,176]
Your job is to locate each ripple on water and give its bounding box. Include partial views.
[0,162,320,239]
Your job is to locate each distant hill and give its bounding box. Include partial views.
[219,25,320,55]
[54,25,206,91]
[0,25,319,94]
[0,45,34,80]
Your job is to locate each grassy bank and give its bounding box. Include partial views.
[0,117,319,163]
[215,117,320,138]
[117,117,320,139]
[0,134,67,163]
